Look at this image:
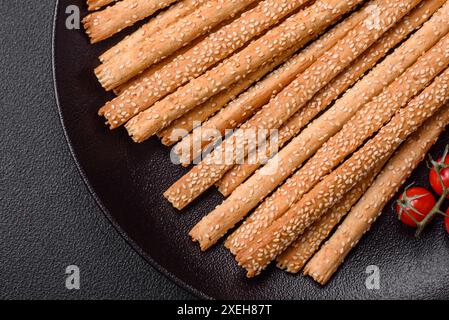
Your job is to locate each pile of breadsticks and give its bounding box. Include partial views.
[84,0,449,284]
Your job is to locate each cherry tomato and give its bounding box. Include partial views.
[396,187,436,227]
[445,208,449,234]
[429,155,449,198]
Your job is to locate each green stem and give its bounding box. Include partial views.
[415,188,448,237]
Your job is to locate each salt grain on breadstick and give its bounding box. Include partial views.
[99,0,208,63]
[126,0,366,141]
[185,0,420,248]
[173,7,368,165]
[225,2,449,254]
[100,0,309,127]
[95,0,259,90]
[83,0,178,43]
[217,0,445,197]
[236,67,449,277]
[304,104,449,285]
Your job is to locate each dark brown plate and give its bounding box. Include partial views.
[53,0,449,299]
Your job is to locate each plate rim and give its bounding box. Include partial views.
[51,0,210,300]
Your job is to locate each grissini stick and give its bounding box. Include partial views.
[196,29,449,253]
[217,0,445,197]
[304,104,449,284]
[227,30,449,254]
[173,0,417,220]
[236,67,449,277]
[99,0,208,63]
[99,0,310,127]
[83,0,178,43]
[111,35,208,96]
[224,3,449,254]
[87,0,116,11]
[126,0,367,141]
[157,76,262,146]
[157,46,299,146]
[95,0,259,90]
[276,164,382,273]
[165,0,417,212]
[173,7,368,165]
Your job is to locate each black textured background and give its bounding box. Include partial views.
[0,1,194,300]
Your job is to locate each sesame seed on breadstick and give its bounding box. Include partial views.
[111,35,209,97]
[304,104,449,285]
[126,0,367,142]
[227,30,449,255]
[173,6,368,166]
[157,75,263,147]
[280,33,449,196]
[276,164,382,273]
[99,0,208,63]
[87,0,116,11]
[225,2,449,254]
[100,0,311,128]
[83,0,178,44]
[95,0,260,90]
[217,0,446,197]
[167,0,420,214]
[157,46,299,147]
[178,0,419,243]
[236,68,449,277]
[197,20,448,254]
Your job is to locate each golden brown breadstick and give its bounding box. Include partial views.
[83,0,178,43]
[157,80,254,147]
[99,0,207,63]
[95,0,259,90]
[126,0,366,141]
[276,166,381,273]
[100,0,310,128]
[170,42,315,161]
[87,0,115,11]
[157,47,298,147]
[195,24,447,253]
[304,104,449,284]
[180,0,419,240]
[110,34,209,96]
[225,2,449,254]
[173,7,368,165]
[217,0,445,197]
[236,68,449,277]
[278,32,448,197]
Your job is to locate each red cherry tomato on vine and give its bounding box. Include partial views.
[445,208,449,234]
[429,155,449,198]
[396,187,436,228]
